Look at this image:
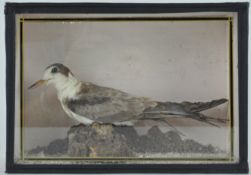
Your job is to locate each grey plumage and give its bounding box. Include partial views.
[30,63,228,128]
[63,82,227,126]
[64,83,157,123]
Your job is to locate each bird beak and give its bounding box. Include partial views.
[28,79,47,89]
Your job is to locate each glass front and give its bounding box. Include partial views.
[14,13,239,164]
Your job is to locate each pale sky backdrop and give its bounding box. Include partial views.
[23,20,229,127]
[17,18,231,155]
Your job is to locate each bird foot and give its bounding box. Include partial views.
[91,122,101,129]
[91,122,114,136]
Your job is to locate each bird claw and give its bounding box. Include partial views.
[91,122,101,129]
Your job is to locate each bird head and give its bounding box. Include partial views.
[28,63,73,89]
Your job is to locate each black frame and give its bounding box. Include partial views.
[5,2,249,174]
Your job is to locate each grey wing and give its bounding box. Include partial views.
[143,99,228,117]
[64,84,156,123]
[143,102,194,117]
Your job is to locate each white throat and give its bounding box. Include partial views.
[52,73,81,100]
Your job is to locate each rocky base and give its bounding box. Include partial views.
[28,123,219,157]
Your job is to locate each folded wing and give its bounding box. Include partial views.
[63,83,157,123]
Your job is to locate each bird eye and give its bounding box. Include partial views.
[51,67,58,73]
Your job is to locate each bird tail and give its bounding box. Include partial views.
[142,98,228,127]
[181,98,228,112]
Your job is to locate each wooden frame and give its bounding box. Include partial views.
[5,2,248,173]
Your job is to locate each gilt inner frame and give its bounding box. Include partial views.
[15,14,236,164]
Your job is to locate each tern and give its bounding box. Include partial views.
[29,63,228,127]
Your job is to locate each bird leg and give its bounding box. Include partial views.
[91,122,101,128]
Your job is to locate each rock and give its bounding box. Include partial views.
[28,123,219,157]
[67,123,134,157]
[45,138,68,155]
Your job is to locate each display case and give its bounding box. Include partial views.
[5,2,249,173]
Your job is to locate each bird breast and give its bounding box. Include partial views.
[57,82,95,124]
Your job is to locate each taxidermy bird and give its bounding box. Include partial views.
[29,63,228,128]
